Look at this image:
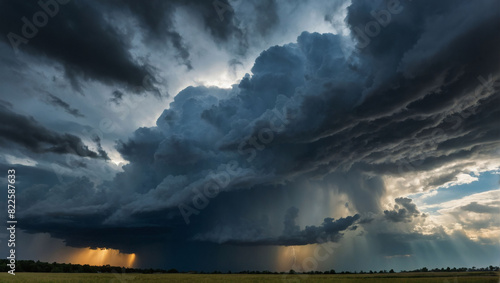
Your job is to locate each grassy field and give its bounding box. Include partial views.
[0,271,498,282]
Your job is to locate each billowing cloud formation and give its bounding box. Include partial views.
[7,0,500,270]
[384,198,422,223]
[424,190,500,243]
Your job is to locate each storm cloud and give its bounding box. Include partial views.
[194,207,360,246]
[17,0,500,243]
[0,0,153,91]
[42,92,85,118]
[384,198,422,223]
[1,0,499,272]
[0,105,107,159]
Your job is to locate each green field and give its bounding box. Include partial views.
[0,272,498,282]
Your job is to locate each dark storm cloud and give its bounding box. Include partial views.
[0,106,107,159]
[106,0,261,65]
[274,213,360,246]
[42,92,85,118]
[105,0,192,69]
[0,0,154,91]
[181,0,249,56]
[0,0,281,95]
[13,0,500,266]
[194,206,360,246]
[384,198,421,223]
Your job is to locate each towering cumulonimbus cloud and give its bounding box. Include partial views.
[13,0,500,262]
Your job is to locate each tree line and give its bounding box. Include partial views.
[0,259,498,274]
[0,259,177,274]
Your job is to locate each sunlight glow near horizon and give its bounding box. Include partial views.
[66,248,136,268]
[276,245,321,272]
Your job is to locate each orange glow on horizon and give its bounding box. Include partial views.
[65,248,136,268]
[276,245,318,272]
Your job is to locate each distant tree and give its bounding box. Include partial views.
[330,269,336,274]
[167,268,178,273]
[289,269,296,274]
[389,269,395,273]
[421,267,428,272]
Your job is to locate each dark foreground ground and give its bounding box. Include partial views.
[0,271,498,282]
